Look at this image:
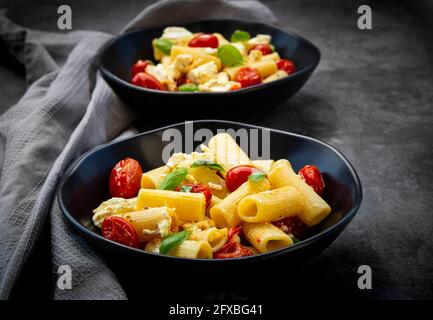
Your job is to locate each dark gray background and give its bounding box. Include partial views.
[1,0,432,299]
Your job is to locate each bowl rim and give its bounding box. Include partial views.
[96,18,321,96]
[58,120,362,263]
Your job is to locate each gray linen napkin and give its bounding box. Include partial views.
[0,0,277,300]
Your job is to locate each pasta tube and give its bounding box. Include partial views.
[118,207,178,241]
[237,186,304,223]
[210,178,271,228]
[250,60,278,78]
[268,160,331,226]
[261,52,281,62]
[208,133,252,173]
[141,165,169,189]
[189,227,228,252]
[169,240,213,259]
[242,222,293,253]
[252,159,275,174]
[136,189,206,222]
[189,166,229,199]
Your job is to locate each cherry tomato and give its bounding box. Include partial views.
[176,75,191,86]
[213,242,253,259]
[213,226,253,259]
[188,34,219,48]
[235,67,262,88]
[251,44,273,55]
[109,158,143,198]
[273,216,310,239]
[298,165,325,196]
[176,183,212,208]
[131,60,149,78]
[131,72,164,90]
[276,59,296,75]
[102,216,140,248]
[225,165,261,192]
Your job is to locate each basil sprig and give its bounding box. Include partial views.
[159,168,188,190]
[248,171,266,182]
[217,44,243,67]
[159,230,188,255]
[291,236,301,244]
[230,30,251,42]
[179,83,199,92]
[155,38,173,55]
[191,160,225,173]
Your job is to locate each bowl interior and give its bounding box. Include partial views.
[59,121,361,257]
[99,19,320,85]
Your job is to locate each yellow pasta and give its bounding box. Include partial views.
[141,165,169,189]
[189,227,228,252]
[237,186,304,223]
[169,240,213,259]
[208,133,252,173]
[189,166,229,199]
[210,178,271,228]
[118,207,178,241]
[268,160,331,226]
[251,60,278,78]
[252,159,275,174]
[170,45,221,69]
[223,66,243,80]
[242,222,293,253]
[136,188,206,222]
[261,52,281,62]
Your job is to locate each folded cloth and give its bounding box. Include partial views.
[0,0,277,299]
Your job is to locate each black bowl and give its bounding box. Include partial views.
[97,19,321,117]
[58,120,362,271]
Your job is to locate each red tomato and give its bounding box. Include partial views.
[109,158,143,198]
[102,216,140,248]
[273,216,310,239]
[214,226,253,259]
[298,165,325,196]
[214,242,253,259]
[131,60,149,78]
[176,75,191,86]
[235,67,262,88]
[251,44,273,55]
[225,165,261,192]
[276,59,296,75]
[131,72,164,90]
[188,34,219,48]
[176,183,212,208]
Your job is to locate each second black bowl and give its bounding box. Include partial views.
[98,19,321,116]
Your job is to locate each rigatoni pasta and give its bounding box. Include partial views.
[93,132,331,259]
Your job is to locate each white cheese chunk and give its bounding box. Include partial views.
[162,27,192,40]
[187,61,218,84]
[198,72,241,92]
[247,34,272,46]
[146,64,177,91]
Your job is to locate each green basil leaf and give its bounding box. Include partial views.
[230,30,251,42]
[178,83,199,92]
[291,236,301,244]
[179,185,193,193]
[155,38,173,55]
[269,44,275,52]
[191,160,225,173]
[217,44,244,67]
[248,171,266,182]
[159,230,188,255]
[159,168,188,190]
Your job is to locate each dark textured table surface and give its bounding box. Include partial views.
[1,0,432,299]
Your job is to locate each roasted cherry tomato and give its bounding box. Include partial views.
[188,34,219,48]
[131,72,164,90]
[176,75,191,86]
[235,67,262,88]
[102,216,140,248]
[276,59,296,75]
[176,183,212,208]
[109,158,143,198]
[298,164,325,196]
[250,43,273,55]
[131,60,150,78]
[225,165,261,192]
[273,216,310,239]
[213,226,253,259]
